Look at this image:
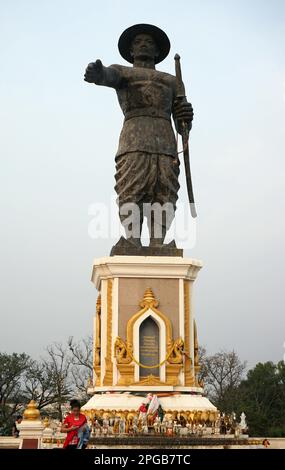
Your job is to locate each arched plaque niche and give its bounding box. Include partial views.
[139,316,160,378]
[114,288,184,386]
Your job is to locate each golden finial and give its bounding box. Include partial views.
[140,288,159,308]
[23,400,41,421]
[144,287,155,302]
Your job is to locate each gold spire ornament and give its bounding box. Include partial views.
[23,400,41,420]
[139,288,159,308]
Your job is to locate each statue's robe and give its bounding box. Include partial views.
[97,64,180,228]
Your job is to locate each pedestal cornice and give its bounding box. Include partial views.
[91,256,203,289]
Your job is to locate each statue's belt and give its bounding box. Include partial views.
[124,108,171,122]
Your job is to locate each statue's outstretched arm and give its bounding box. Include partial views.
[84,59,122,89]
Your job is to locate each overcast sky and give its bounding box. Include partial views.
[0,0,284,369]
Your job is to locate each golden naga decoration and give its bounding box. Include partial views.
[168,337,184,364]
[114,336,132,364]
[23,400,40,420]
[114,335,184,369]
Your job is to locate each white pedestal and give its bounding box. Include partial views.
[90,255,203,391]
[18,420,44,449]
[83,255,217,421]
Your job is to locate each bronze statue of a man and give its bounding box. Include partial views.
[84,24,193,254]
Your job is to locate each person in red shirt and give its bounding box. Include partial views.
[61,399,87,449]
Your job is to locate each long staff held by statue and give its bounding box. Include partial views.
[174,54,197,218]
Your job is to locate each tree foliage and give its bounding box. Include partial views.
[68,336,93,400]
[0,343,74,431]
[0,352,30,433]
[235,361,285,436]
[200,349,285,436]
[23,343,72,420]
[200,349,246,411]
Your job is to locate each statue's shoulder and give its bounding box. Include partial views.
[110,64,131,73]
[157,69,175,80]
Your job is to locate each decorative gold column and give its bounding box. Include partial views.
[116,364,135,385]
[166,364,183,385]
[103,279,113,385]
[184,280,195,386]
[93,294,101,386]
[194,319,201,386]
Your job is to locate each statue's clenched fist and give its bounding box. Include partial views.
[173,100,194,122]
[173,100,194,134]
[84,59,104,84]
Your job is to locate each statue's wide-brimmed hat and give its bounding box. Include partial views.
[118,24,170,64]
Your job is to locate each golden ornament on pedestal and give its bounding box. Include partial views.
[43,417,49,428]
[23,400,40,420]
